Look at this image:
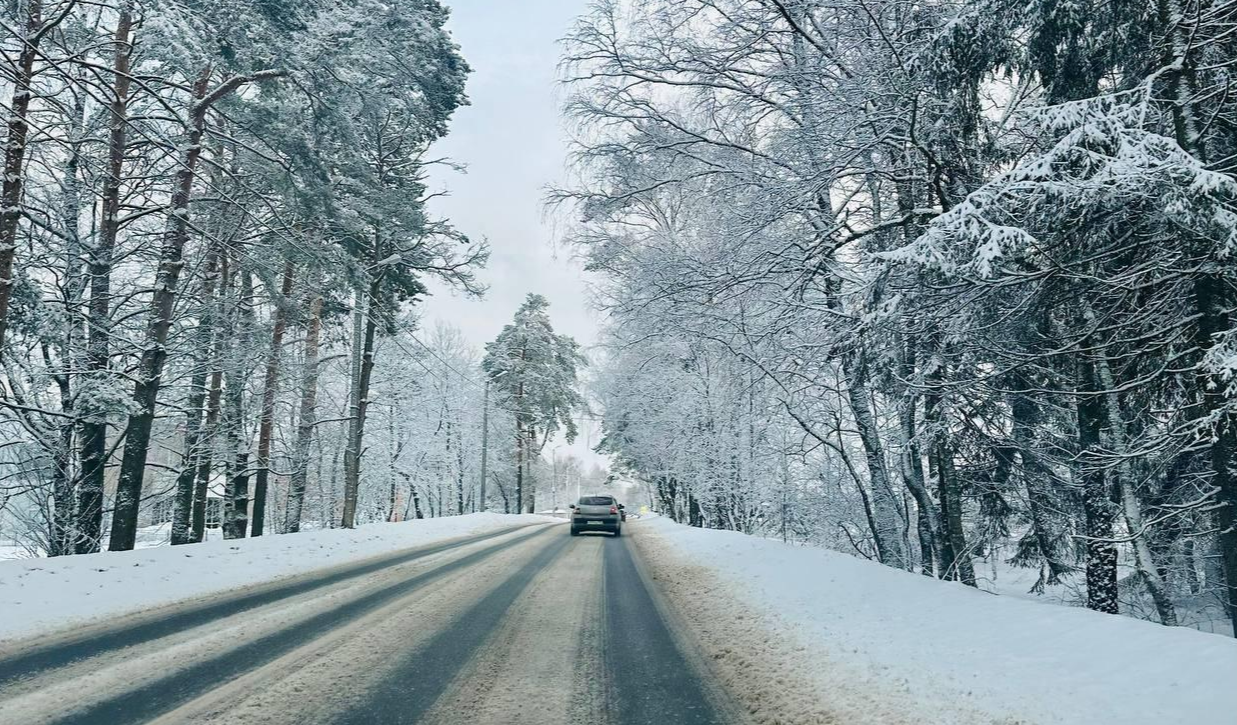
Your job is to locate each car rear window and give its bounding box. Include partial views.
[579,496,613,505]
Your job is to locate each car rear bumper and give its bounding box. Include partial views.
[571,516,620,528]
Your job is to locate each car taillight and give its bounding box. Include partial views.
[609,506,617,514]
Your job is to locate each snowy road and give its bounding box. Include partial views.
[0,523,736,725]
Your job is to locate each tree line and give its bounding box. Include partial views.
[560,0,1237,636]
[0,0,587,557]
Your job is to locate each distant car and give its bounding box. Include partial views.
[569,495,623,536]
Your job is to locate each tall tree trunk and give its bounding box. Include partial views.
[251,261,295,536]
[109,68,213,551]
[898,387,942,575]
[1076,357,1119,614]
[326,429,342,525]
[898,336,943,575]
[76,5,131,554]
[401,473,425,519]
[341,285,365,528]
[1119,475,1179,625]
[934,444,976,585]
[284,293,322,534]
[1191,272,1237,635]
[513,341,528,513]
[659,476,677,520]
[843,350,910,570]
[221,269,254,539]
[1157,0,1236,635]
[191,307,226,542]
[525,427,537,514]
[48,75,88,557]
[453,419,465,515]
[1092,340,1178,625]
[106,66,282,550]
[497,475,510,514]
[515,418,525,514]
[478,380,491,512]
[48,374,75,557]
[222,451,249,539]
[171,245,220,544]
[387,401,400,522]
[687,491,704,528]
[0,0,68,355]
[922,349,975,586]
[1183,538,1200,595]
[341,274,380,528]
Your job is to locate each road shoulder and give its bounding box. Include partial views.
[627,520,997,725]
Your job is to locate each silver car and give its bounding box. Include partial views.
[569,495,624,536]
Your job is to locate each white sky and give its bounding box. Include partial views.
[419,0,609,468]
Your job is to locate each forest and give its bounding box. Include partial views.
[558,0,1237,636]
[0,0,596,563]
[2,0,1236,645]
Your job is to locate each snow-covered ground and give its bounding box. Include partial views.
[0,513,558,643]
[0,520,251,561]
[634,517,1237,725]
[971,542,1231,635]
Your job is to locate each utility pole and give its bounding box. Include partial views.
[478,377,490,512]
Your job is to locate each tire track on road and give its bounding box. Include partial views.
[7,525,554,725]
[2,522,746,725]
[602,531,732,725]
[416,534,606,725]
[0,523,545,688]
[152,525,571,724]
[331,531,575,725]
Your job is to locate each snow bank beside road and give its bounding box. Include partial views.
[0,513,558,643]
[634,517,1237,725]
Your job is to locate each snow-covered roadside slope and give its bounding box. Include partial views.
[0,513,558,643]
[633,517,1237,725]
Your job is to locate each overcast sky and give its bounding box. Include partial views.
[419,0,608,468]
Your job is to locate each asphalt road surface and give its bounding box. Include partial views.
[0,523,737,725]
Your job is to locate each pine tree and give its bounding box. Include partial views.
[482,295,586,514]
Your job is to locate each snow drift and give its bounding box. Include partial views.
[635,517,1237,725]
